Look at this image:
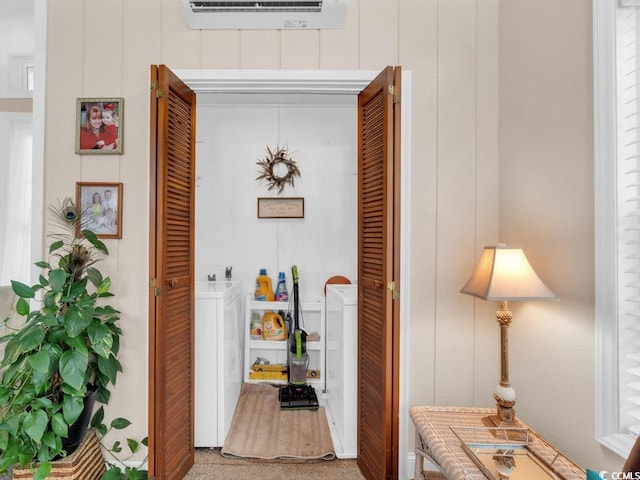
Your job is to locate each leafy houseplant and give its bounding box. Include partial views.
[91,407,148,480]
[0,199,132,479]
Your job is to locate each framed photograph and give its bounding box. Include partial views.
[257,197,304,219]
[76,182,123,239]
[75,97,124,154]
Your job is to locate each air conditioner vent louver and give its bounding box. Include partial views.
[190,1,323,13]
[180,0,347,30]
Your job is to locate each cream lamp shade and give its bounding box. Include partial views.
[460,245,557,302]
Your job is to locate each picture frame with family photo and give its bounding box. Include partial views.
[75,97,124,154]
[76,182,123,239]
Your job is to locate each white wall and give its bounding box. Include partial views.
[40,0,621,474]
[195,96,357,301]
[499,0,621,471]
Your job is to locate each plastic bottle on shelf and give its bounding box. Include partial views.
[262,311,287,340]
[254,268,274,301]
[250,312,263,340]
[274,272,289,302]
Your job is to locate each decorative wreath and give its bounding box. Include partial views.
[255,145,301,193]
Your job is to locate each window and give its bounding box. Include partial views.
[595,0,640,457]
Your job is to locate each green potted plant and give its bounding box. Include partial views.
[91,408,148,480]
[0,198,143,479]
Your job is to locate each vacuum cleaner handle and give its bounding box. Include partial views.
[291,265,300,332]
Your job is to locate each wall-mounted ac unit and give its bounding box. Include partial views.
[180,0,347,30]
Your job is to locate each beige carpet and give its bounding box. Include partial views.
[185,449,440,479]
[220,383,336,461]
[185,449,365,479]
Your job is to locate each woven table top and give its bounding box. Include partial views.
[409,406,585,480]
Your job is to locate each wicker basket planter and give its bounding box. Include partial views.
[12,430,106,480]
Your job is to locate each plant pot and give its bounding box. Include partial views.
[61,384,98,456]
[13,429,106,480]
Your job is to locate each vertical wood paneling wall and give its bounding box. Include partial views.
[42,0,614,471]
[499,0,621,472]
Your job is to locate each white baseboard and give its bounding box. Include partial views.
[104,459,146,470]
[407,452,416,479]
[406,451,441,479]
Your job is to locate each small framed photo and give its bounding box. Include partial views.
[75,97,123,154]
[257,197,305,219]
[76,182,123,239]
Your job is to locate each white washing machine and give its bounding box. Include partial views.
[325,283,357,458]
[194,281,242,447]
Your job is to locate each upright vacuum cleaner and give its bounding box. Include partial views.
[279,265,319,410]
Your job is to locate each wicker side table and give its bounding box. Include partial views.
[410,406,585,480]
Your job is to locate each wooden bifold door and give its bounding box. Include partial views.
[149,65,197,480]
[148,65,401,480]
[357,66,402,480]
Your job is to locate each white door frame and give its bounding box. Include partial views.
[174,68,413,480]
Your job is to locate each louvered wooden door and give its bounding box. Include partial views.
[357,66,401,480]
[149,65,196,480]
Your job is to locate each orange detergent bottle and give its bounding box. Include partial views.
[262,311,287,341]
[254,268,274,301]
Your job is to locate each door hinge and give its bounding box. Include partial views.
[387,281,399,300]
[150,278,162,297]
[388,85,400,104]
[151,80,163,98]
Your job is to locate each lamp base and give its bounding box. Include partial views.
[481,394,525,440]
[481,413,521,429]
[481,414,526,441]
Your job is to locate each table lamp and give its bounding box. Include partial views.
[460,244,557,427]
